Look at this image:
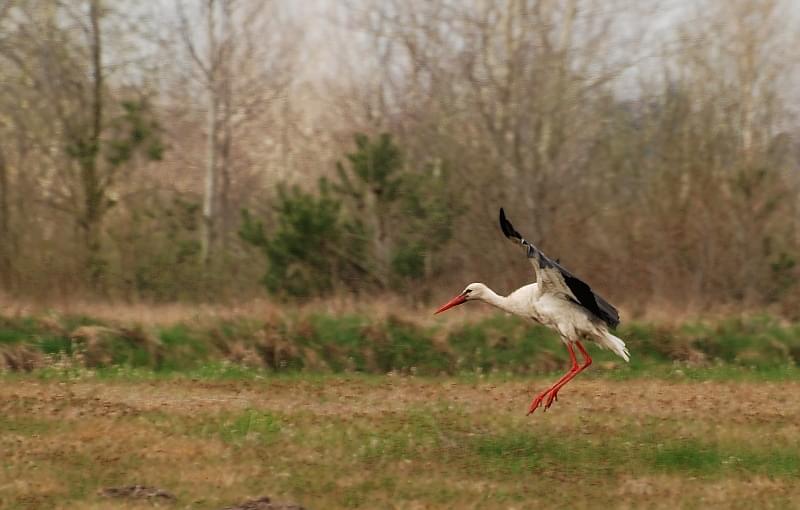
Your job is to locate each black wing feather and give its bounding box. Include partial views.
[499,208,620,329]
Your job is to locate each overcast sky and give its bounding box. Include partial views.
[144,0,800,110]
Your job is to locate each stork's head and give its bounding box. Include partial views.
[434,283,488,314]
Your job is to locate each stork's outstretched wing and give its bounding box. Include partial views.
[499,208,620,329]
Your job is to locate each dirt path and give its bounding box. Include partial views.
[3,377,800,423]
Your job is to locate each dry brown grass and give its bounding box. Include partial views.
[2,375,800,509]
[2,290,783,334]
[0,293,442,327]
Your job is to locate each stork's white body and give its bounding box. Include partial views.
[468,282,629,362]
[435,208,630,415]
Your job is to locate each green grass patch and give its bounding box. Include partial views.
[0,316,41,344]
[149,408,285,447]
[157,323,211,370]
[0,415,60,436]
[209,409,283,446]
[37,334,73,355]
[214,402,800,482]
[649,439,800,477]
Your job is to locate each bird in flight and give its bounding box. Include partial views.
[435,208,629,415]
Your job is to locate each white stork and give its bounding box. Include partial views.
[435,208,629,415]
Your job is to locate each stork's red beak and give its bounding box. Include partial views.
[434,293,468,314]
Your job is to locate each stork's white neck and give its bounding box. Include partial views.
[471,283,538,318]
[476,287,517,314]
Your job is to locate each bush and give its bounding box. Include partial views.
[241,181,364,298]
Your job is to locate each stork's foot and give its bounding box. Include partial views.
[527,386,563,415]
[544,388,560,409]
[527,388,559,415]
[526,392,547,415]
[527,377,571,414]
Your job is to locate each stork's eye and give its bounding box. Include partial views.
[464,289,472,294]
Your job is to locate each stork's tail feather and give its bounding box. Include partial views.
[600,331,630,362]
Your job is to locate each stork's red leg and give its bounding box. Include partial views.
[575,341,593,368]
[543,341,592,409]
[527,342,579,415]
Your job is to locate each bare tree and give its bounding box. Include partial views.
[0,0,110,285]
[0,144,8,287]
[334,0,650,289]
[176,0,297,265]
[0,0,163,292]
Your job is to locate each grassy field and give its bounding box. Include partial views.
[2,370,800,509]
[2,310,800,508]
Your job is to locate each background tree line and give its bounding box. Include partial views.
[0,0,799,317]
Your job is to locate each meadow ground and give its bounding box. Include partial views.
[2,371,800,510]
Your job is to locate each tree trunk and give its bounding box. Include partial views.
[84,0,105,289]
[365,188,389,287]
[201,0,217,265]
[219,98,231,255]
[218,0,233,256]
[201,87,217,264]
[0,145,9,289]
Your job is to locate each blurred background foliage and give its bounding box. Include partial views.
[240,133,454,298]
[0,0,799,319]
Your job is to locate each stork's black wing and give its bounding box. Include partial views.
[499,208,620,329]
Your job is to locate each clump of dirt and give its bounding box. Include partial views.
[0,344,44,371]
[38,315,68,336]
[99,484,176,501]
[70,325,118,366]
[222,340,264,368]
[254,324,304,370]
[666,343,708,366]
[221,496,306,510]
[71,325,163,367]
[360,323,387,372]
